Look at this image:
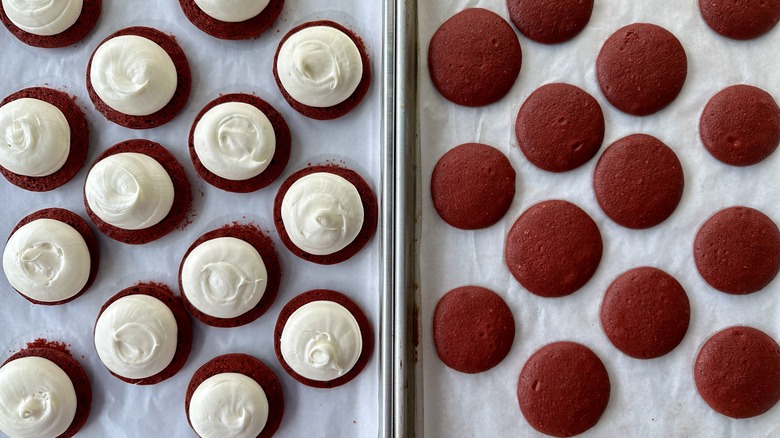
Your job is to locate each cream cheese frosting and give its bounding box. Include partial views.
[0,97,70,177]
[280,300,362,381]
[84,152,174,230]
[94,294,178,379]
[2,0,83,36]
[281,172,364,255]
[2,218,90,303]
[89,35,178,116]
[181,237,267,319]
[193,102,276,181]
[0,356,77,438]
[189,373,269,438]
[276,25,363,108]
[193,0,269,23]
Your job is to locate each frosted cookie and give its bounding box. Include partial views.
[0,0,100,48]
[178,0,283,40]
[507,0,593,44]
[699,0,780,40]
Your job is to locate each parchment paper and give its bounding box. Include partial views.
[0,0,382,436]
[418,1,780,436]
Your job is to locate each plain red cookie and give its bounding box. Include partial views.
[699,0,780,40]
[506,0,593,44]
[0,0,101,48]
[178,0,284,40]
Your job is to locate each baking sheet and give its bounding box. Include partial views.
[0,0,384,436]
[418,0,780,436]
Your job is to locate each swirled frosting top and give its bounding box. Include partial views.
[0,98,70,177]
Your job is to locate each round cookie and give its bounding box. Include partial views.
[506,0,593,44]
[428,8,522,107]
[694,206,780,294]
[185,354,284,438]
[505,200,602,297]
[430,143,516,229]
[596,23,687,116]
[0,87,89,192]
[5,208,99,305]
[600,267,690,359]
[433,286,515,373]
[178,223,281,328]
[189,93,291,193]
[273,20,371,120]
[700,84,780,166]
[86,26,191,129]
[695,326,780,418]
[593,134,684,229]
[274,289,374,388]
[699,0,780,40]
[178,0,283,40]
[517,341,610,437]
[515,83,604,172]
[0,0,100,48]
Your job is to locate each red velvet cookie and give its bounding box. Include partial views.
[178,0,284,40]
[185,354,284,438]
[0,0,100,48]
[189,93,291,193]
[694,206,780,294]
[517,342,610,437]
[433,286,515,373]
[593,134,684,229]
[699,0,780,40]
[430,143,516,229]
[600,267,690,359]
[596,23,687,116]
[515,83,604,172]
[695,326,780,418]
[506,0,593,44]
[428,8,522,107]
[505,200,602,297]
[700,84,780,166]
[0,87,89,192]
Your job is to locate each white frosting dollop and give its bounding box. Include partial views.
[189,373,268,438]
[280,300,362,381]
[0,356,77,438]
[2,0,82,36]
[281,172,364,255]
[193,0,269,23]
[89,35,178,116]
[2,218,90,303]
[276,25,363,108]
[0,98,70,177]
[84,152,174,230]
[193,102,276,181]
[181,237,267,319]
[94,293,178,379]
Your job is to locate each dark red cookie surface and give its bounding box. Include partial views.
[273,289,373,388]
[94,283,193,385]
[700,84,780,166]
[178,223,281,328]
[8,208,100,305]
[506,0,593,44]
[178,0,283,40]
[600,267,690,359]
[0,87,89,192]
[185,354,284,438]
[596,23,687,116]
[430,143,516,229]
[517,342,610,437]
[695,326,780,418]
[273,165,378,265]
[433,286,515,373]
[428,8,522,107]
[694,206,780,294]
[515,83,604,172]
[86,26,191,129]
[593,134,684,229]
[189,93,291,193]
[0,0,101,48]
[83,139,191,245]
[699,0,780,40]
[505,200,602,297]
[273,20,370,120]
